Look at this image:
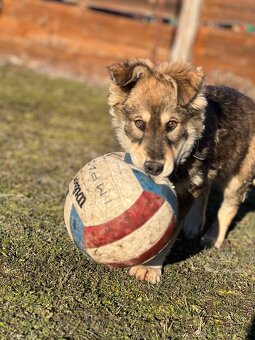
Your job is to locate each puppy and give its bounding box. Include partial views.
[107,59,255,283]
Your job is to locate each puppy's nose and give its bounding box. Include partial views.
[144,161,164,176]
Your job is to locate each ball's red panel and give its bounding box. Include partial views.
[103,216,176,267]
[84,191,165,248]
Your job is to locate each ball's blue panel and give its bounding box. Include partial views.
[124,153,178,220]
[124,153,133,164]
[70,204,91,259]
[132,169,178,220]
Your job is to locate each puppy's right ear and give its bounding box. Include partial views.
[107,59,152,90]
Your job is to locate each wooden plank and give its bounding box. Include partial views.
[201,0,255,24]
[0,0,173,79]
[194,26,255,83]
[0,38,170,79]
[1,0,173,49]
[87,0,180,18]
[171,0,203,61]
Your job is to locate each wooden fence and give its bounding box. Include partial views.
[194,0,255,82]
[0,0,254,82]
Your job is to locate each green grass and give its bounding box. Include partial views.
[0,65,254,339]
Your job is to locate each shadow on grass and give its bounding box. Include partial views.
[230,185,255,231]
[165,185,255,266]
[246,315,255,340]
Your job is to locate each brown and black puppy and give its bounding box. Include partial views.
[107,59,255,283]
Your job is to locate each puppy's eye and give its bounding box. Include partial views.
[135,119,146,131]
[166,120,178,132]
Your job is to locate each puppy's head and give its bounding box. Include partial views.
[107,59,206,177]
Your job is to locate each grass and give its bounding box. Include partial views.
[0,65,254,339]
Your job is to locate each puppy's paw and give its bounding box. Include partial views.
[129,265,162,284]
[201,233,224,249]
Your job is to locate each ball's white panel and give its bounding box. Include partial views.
[69,153,143,225]
[64,191,74,242]
[87,201,174,263]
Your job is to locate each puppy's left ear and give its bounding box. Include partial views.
[168,63,205,106]
[107,59,152,90]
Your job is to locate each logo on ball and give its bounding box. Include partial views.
[72,177,86,208]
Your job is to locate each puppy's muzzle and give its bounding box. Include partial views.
[144,161,164,176]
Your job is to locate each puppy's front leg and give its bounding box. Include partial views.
[129,243,170,283]
[129,266,162,284]
[128,221,184,283]
[128,193,192,283]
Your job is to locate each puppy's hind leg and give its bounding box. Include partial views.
[201,176,248,249]
[202,134,255,249]
[183,186,210,240]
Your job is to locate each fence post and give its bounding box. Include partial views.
[171,0,203,62]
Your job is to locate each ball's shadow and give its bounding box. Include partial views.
[165,184,255,265]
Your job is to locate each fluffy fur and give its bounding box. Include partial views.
[107,59,255,283]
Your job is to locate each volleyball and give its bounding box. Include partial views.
[64,152,178,267]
